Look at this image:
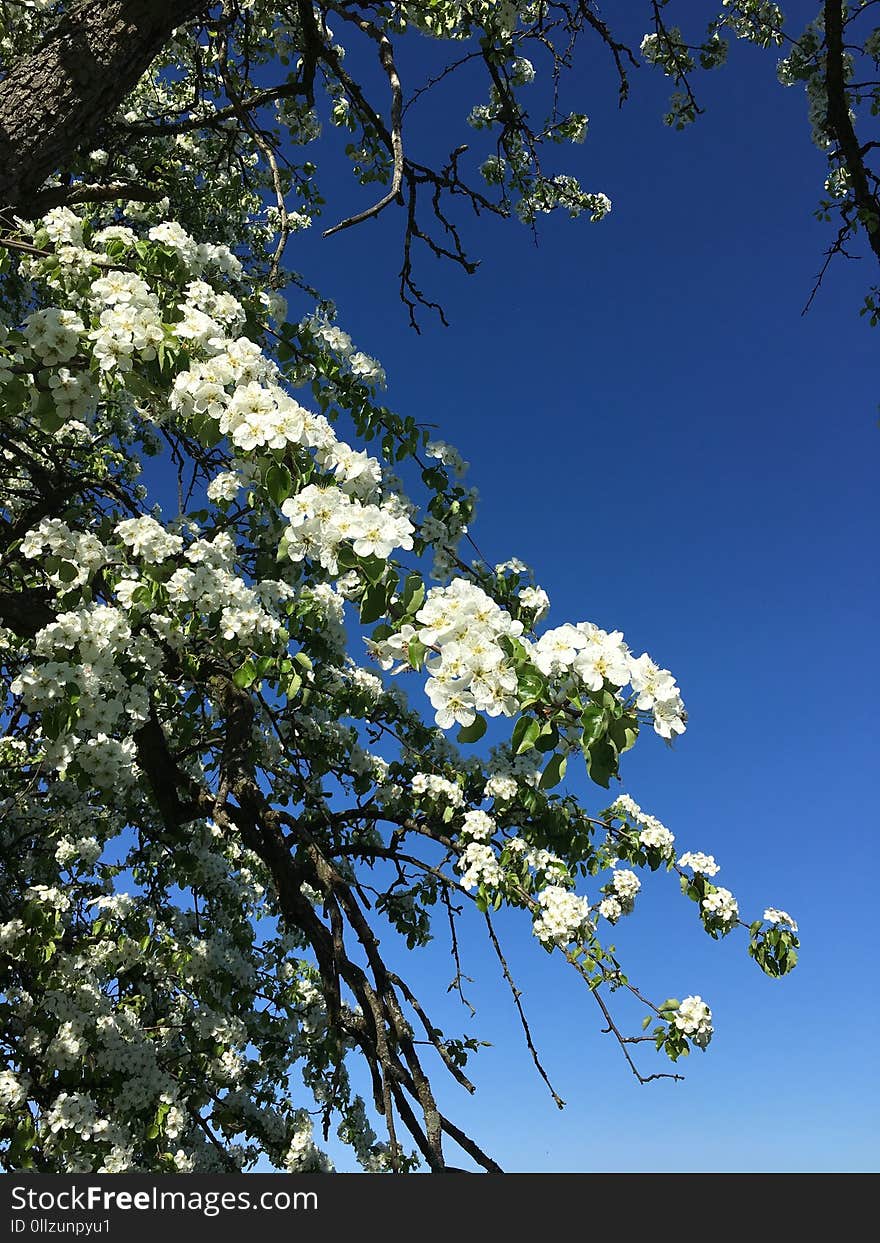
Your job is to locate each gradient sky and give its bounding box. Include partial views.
[226,14,880,1173]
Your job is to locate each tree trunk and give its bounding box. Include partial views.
[824,0,880,264]
[0,0,205,214]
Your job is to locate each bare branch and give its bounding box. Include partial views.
[484,911,566,1110]
[323,13,404,238]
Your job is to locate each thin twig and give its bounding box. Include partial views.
[484,911,566,1109]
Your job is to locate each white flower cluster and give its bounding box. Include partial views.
[531,625,686,740]
[304,314,386,388]
[158,533,287,645]
[763,907,798,932]
[598,896,622,922]
[222,382,324,453]
[640,32,662,61]
[46,1021,86,1071]
[411,772,464,806]
[116,515,183,563]
[507,839,569,884]
[88,894,135,918]
[456,842,502,892]
[678,851,720,877]
[95,1015,173,1113]
[59,263,389,557]
[532,884,592,946]
[147,222,243,279]
[46,1093,100,1140]
[281,483,414,573]
[483,772,518,802]
[55,836,102,868]
[776,20,832,147]
[175,279,245,346]
[824,167,849,200]
[0,1069,30,1109]
[484,747,544,791]
[611,793,676,857]
[20,518,107,590]
[26,884,71,912]
[373,579,522,728]
[341,664,383,703]
[0,920,25,950]
[425,439,469,479]
[23,308,85,366]
[456,807,501,890]
[599,867,641,923]
[206,469,245,503]
[45,366,97,422]
[612,868,641,901]
[460,808,495,840]
[672,996,713,1049]
[480,154,506,184]
[42,206,85,249]
[517,585,550,620]
[172,349,313,453]
[282,1112,333,1173]
[515,180,611,225]
[11,604,159,784]
[701,886,739,926]
[88,271,164,372]
[510,56,536,86]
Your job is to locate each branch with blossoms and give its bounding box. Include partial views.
[0,0,810,1173]
[639,1,880,308]
[0,200,800,1171]
[0,1,628,325]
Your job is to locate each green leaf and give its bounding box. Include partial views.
[9,1117,37,1164]
[190,410,222,448]
[511,716,541,755]
[401,572,426,616]
[580,702,607,748]
[232,659,257,689]
[126,372,154,400]
[360,555,386,584]
[265,462,292,505]
[36,393,65,434]
[335,544,358,571]
[585,738,617,788]
[57,560,79,584]
[516,667,545,704]
[359,580,389,625]
[457,715,487,744]
[539,752,568,790]
[608,714,639,754]
[534,722,559,753]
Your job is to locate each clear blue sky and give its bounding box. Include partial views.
[268,21,878,1174]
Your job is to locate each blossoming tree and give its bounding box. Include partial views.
[6,0,873,1173]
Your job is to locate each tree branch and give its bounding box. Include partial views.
[824,0,880,263]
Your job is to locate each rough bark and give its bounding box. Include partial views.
[0,0,206,214]
[824,0,880,264]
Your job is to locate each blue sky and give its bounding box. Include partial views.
[271,20,878,1173]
